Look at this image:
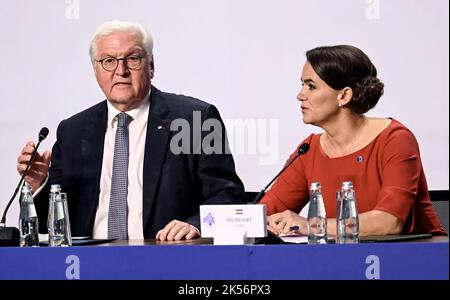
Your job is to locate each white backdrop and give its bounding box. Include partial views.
[0,0,448,226]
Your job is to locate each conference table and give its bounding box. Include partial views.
[0,236,448,280]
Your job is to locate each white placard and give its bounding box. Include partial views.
[200,204,267,245]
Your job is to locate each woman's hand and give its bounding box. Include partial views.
[267,210,308,235]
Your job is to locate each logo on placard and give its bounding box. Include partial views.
[203,212,215,226]
[235,208,243,215]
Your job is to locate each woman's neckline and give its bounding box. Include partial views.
[318,118,394,159]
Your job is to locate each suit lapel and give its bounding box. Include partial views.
[81,102,107,213]
[143,87,171,230]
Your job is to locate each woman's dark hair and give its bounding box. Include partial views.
[306,45,384,114]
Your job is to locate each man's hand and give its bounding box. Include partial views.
[156,220,200,241]
[17,141,51,193]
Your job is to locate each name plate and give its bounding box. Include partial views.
[200,204,267,245]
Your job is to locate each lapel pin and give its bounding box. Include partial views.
[157,125,164,130]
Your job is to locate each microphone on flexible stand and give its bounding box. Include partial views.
[0,127,49,246]
[253,143,310,204]
[252,143,310,245]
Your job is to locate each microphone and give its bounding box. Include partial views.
[38,127,49,142]
[0,127,49,246]
[253,143,310,204]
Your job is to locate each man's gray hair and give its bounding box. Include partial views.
[89,20,153,63]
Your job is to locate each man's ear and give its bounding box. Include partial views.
[93,63,101,83]
[149,55,155,78]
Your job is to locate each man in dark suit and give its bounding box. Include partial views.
[17,20,246,241]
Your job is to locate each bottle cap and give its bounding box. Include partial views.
[50,184,61,193]
[341,181,353,189]
[22,182,31,193]
[310,181,321,191]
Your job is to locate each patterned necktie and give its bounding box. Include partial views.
[108,112,133,239]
